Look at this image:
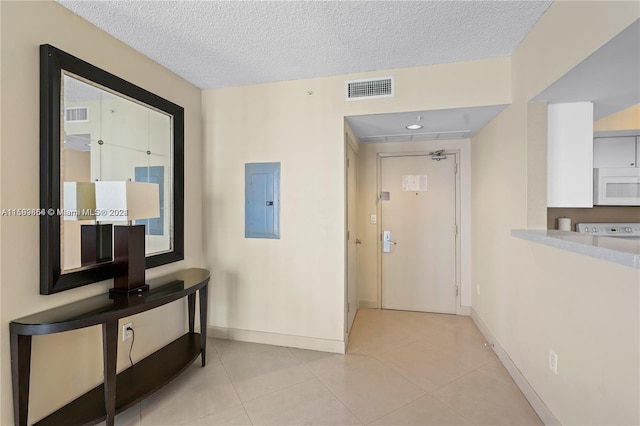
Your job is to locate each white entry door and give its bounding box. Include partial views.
[381,154,457,313]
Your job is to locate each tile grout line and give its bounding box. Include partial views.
[431,396,478,426]
[371,352,440,394]
[349,325,484,424]
[241,376,319,405]
[426,363,537,425]
[470,359,521,389]
[216,345,318,407]
[362,391,428,425]
[425,370,481,426]
[287,347,367,425]
[470,365,544,421]
[370,343,494,397]
[298,348,433,426]
[357,323,506,425]
[210,340,255,426]
[185,341,242,424]
[307,371,368,425]
[205,315,539,426]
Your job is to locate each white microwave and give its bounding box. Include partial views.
[594,168,640,205]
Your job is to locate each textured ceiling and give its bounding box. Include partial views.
[57,0,551,90]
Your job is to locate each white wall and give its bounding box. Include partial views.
[0,2,203,424]
[202,58,510,352]
[472,3,640,424]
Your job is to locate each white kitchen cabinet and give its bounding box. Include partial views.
[547,102,594,207]
[593,136,637,168]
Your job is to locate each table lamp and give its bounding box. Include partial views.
[63,182,113,266]
[95,181,160,297]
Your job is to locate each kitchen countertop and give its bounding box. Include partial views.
[512,229,640,269]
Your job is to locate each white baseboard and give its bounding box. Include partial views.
[470,309,560,426]
[208,326,346,354]
[359,300,470,316]
[456,305,471,315]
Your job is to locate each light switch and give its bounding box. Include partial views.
[370,214,377,224]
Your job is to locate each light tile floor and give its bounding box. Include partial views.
[108,309,542,425]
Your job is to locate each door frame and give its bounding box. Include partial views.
[376,150,463,313]
[344,132,359,344]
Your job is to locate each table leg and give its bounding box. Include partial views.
[188,293,196,334]
[10,327,31,426]
[199,284,208,367]
[102,320,118,426]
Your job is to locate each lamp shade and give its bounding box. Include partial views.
[95,181,160,222]
[63,182,96,220]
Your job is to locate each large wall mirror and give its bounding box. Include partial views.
[40,44,184,294]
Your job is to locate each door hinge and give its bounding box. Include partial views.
[347,302,351,312]
[347,158,350,168]
[454,163,458,174]
[456,286,459,296]
[348,230,350,241]
[454,224,458,236]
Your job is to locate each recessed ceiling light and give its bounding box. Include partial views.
[406,124,423,130]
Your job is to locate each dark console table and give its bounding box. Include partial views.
[10,268,210,426]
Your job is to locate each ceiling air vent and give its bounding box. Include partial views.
[65,107,89,123]
[345,77,394,101]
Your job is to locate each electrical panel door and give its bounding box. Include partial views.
[245,162,280,239]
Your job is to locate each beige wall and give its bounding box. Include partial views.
[0,1,203,424]
[472,3,640,424]
[594,103,640,131]
[202,58,510,351]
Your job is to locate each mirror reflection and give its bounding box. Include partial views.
[62,73,173,272]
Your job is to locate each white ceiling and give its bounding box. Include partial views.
[57,0,552,90]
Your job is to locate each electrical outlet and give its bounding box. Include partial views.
[549,349,558,375]
[122,322,133,341]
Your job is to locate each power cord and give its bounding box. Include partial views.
[127,326,135,367]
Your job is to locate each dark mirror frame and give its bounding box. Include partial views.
[40,44,184,295]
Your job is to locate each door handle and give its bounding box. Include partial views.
[383,231,397,253]
[355,239,362,244]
